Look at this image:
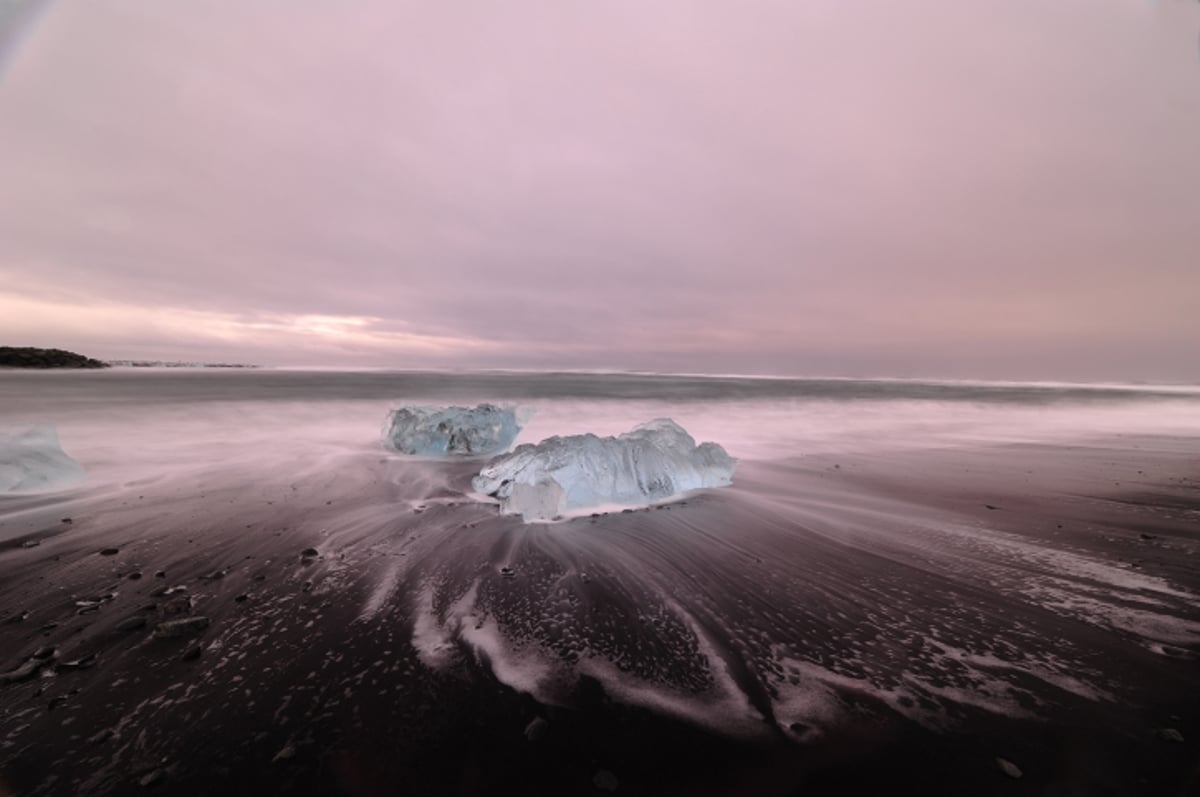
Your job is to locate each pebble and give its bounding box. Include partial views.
[995,758,1022,779]
[57,654,97,671]
[524,716,549,742]
[153,616,210,639]
[593,769,619,792]
[116,616,148,632]
[139,769,164,788]
[0,658,43,684]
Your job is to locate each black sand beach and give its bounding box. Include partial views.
[1,371,1198,795]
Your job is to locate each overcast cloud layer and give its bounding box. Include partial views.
[1,1,1198,379]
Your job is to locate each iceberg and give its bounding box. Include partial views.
[382,403,521,457]
[0,427,86,493]
[472,419,736,521]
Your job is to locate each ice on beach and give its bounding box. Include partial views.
[382,403,521,457]
[472,418,736,520]
[0,427,86,493]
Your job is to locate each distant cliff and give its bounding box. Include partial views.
[0,347,110,369]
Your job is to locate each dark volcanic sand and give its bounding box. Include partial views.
[1,434,1198,796]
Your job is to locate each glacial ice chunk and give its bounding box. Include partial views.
[472,419,736,521]
[0,427,86,493]
[382,403,521,457]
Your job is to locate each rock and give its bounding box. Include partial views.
[153,616,210,639]
[99,548,120,556]
[593,769,619,791]
[128,572,143,581]
[995,758,1022,779]
[272,744,296,763]
[524,716,549,742]
[984,504,999,511]
[5,610,30,624]
[1140,533,1157,541]
[32,646,56,659]
[300,548,319,558]
[154,571,166,578]
[181,644,203,661]
[1156,728,1185,743]
[21,540,40,548]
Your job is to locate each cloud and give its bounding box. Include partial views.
[1,1,1198,379]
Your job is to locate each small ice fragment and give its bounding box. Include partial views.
[472,419,735,521]
[0,426,85,493]
[382,404,521,457]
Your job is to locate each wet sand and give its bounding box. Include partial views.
[1,435,1198,795]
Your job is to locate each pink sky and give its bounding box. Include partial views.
[1,1,1198,379]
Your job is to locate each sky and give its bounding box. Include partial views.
[1,0,1198,380]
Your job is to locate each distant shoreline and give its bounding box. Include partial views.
[0,346,108,369]
[105,360,261,369]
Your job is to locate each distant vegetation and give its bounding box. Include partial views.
[0,347,109,369]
